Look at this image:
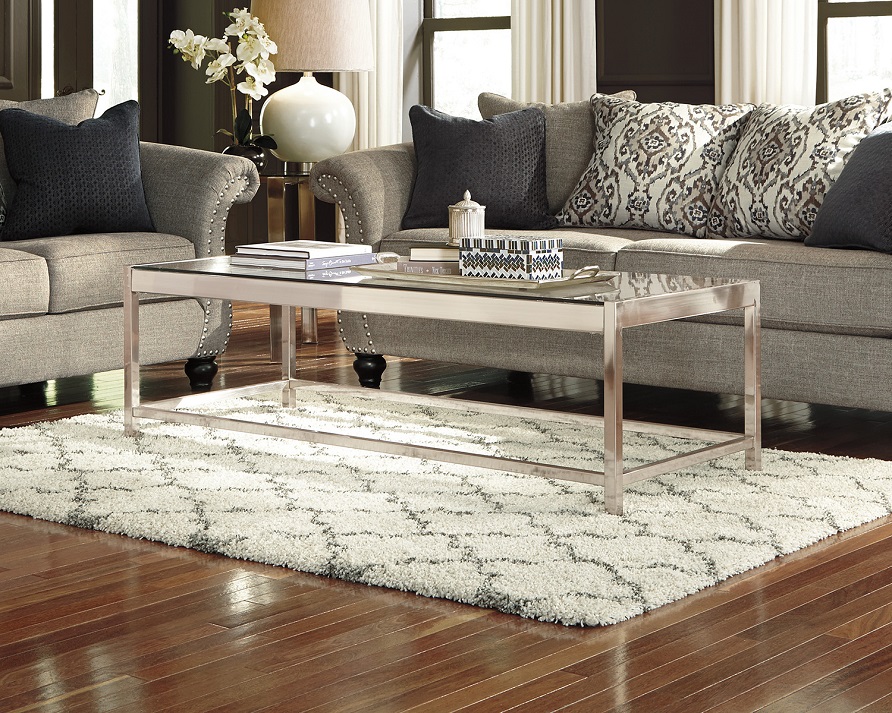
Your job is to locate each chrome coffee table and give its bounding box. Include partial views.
[124,258,761,515]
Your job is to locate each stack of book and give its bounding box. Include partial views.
[231,240,375,278]
[397,245,461,275]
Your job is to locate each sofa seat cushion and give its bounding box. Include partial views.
[0,248,49,319]
[380,227,659,271]
[615,237,892,336]
[6,232,195,313]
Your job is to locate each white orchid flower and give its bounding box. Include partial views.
[258,34,278,56]
[237,76,268,101]
[244,58,275,86]
[225,7,254,35]
[169,29,210,69]
[236,34,264,62]
[205,37,230,53]
[169,29,190,49]
[206,52,237,83]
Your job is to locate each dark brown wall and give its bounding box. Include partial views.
[0,0,40,101]
[596,0,715,103]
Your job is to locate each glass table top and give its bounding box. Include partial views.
[134,256,753,304]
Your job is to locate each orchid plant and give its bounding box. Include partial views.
[169,8,278,150]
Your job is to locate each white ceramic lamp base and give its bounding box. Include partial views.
[260,74,357,164]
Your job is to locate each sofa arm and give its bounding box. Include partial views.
[310,143,416,248]
[139,142,260,258]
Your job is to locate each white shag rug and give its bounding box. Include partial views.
[1,389,890,627]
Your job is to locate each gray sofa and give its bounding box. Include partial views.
[310,93,892,413]
[0,91,260,390]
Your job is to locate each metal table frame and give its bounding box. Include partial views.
[261,173,318,355]
[124,264,761,515]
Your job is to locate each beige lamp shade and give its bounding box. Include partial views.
[251,0,375,72]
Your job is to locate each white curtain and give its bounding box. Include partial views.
[715,0,818,105]
[336,0,403,151]
[511,0,597,104]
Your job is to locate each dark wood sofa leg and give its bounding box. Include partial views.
[353,353,386,389]
[185,356,218,390]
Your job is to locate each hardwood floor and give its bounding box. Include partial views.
[1,304,891,712]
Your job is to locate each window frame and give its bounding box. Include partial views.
[421,0,510,108]
[817,0,892,102]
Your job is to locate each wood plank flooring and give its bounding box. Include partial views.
[1,304,891,712]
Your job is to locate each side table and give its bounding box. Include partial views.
[262,173,318,360]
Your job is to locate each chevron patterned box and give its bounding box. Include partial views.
[458,236,563,280]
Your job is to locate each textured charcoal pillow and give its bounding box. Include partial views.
[478,91,637,213]
[708,89,892,240]
[0,89,99,230]
[805,123,892,252]
[402,105,556,230]
[0,100,154,240]
[556,96,753,238]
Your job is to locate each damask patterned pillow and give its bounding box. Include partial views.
[708,90,892,240]
[556,96,754,238]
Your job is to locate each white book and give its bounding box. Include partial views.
[408,246,460,261]
[235,240,372,259]
[230,252,376,270]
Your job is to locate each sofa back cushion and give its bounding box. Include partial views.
[0,89,99,230]
[708,89,892,240]
[557,95,753,238]
[478,91,636,213]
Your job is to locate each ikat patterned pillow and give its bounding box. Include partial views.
[556,95,754,238]
[708,90,892,240]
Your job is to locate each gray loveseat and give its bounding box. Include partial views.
[310,94,892,412]
[0,90,260,390]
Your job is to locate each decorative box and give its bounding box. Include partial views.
[459,236,564,281]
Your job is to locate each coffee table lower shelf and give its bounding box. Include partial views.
[126,378,756,513]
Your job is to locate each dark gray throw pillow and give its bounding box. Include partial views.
[0,100,154,241]
[805,123,892,253]
[402,105,556,230]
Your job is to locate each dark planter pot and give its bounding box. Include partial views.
[223,144,267,171]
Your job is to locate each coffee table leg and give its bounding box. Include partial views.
[603,302,624,515]
[744,297,762,470]
[123,268,140,436]
[301,307,318,343]
[281,306,297,407]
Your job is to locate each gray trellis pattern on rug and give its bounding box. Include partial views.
[556,95,754,238]
[707,89,892,240]
[1,390,890,627]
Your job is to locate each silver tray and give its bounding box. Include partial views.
[351,264,620,291]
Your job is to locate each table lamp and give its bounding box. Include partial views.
[251,0,375,173]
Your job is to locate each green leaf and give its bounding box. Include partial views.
[233,109,253,145]
[251,135,277,150]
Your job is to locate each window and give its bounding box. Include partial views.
[818,0,892,101]
[422,0,510,119]
[92,0,139,114]
[39,0,139,109]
